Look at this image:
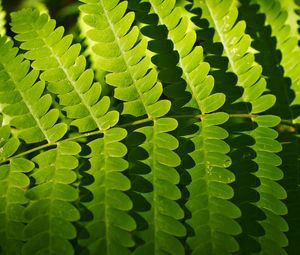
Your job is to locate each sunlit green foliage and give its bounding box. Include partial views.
[0,0,300,254]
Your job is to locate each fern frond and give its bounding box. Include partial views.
[145,0,223,110]
[0,0,5,36]
[0,1,297,254]
[79,0,170,118]
[194,0,288,254]
[281,0,300,44]
[10,9,119,133]
[80,1,189,253]
[251,0,300,112]
[77,12,112,99]
[131,118,185,255]
[197,0,274,108]
[186,114,242,255]
[132,1,242,254]
[10,8,138,254]
[0,127,29,254]
[0,35,67,143]
[252,116,288,255]
[79,128,135,254]
[21,141,81,255]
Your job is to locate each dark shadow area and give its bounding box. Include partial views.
[74,148,94,255]
[175,119,198,254]
[277,131,300,255]
[226,121,266,254]
[124,127,153,250]
[2,0,79,37]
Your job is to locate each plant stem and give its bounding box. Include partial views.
[0,113,298,164]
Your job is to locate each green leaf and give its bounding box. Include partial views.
[11,158,34,173]
[21,145,80,255]
[0,1,296,255]
[2,137,20,158]
[200,93,226,113]
[0,158,31,254]
[251,95,276,114]
[255,115,281,127]
[202,112,229,127]
[79,128,134,253]
[0,36,66,143]
[11,9,118,132]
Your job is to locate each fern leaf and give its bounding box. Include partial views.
[252,116,288,255]
[0,35,67,143]
[80,1,186,253]
[194,0,288,254]
[196,0,273,106]
[130,1,242,254]
[78,12,108,92]
[10,9,118,133]
[0,127,30,254]
[10,8,136,254]
[21,141,81,255]
[79,0,170,118]
[186,116,242,255]
[281,0,300,42]
[78,128,135,254]
[0,0,5,36]
[251,0,300,113]
[0,1,297,254]
[131,119,185,255]
[146,0,224,111]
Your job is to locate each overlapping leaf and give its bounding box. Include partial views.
[80,0,170,118]
[131,119,185,255]
[0,128,27,254]
[133,1,241,254]
[11,9,118,133]
[22,141,81,255]
[80,1,186,254]
[0,35,66,143]
[251,0,300,115]
[79,128,135,255]
[0,1,296,254]
[193,0,287,254]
